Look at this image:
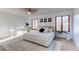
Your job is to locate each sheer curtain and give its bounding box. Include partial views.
[56,17,61,31]
[32,19,38,30]
[55,16,70,32]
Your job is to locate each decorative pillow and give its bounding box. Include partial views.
[48,28,53,32]
[39,28,45,33]
[44,27,48,32]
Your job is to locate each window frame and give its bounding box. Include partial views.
[32,18,38,30]
[55,15,70,32]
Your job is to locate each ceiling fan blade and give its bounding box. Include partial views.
[20,8,38,14]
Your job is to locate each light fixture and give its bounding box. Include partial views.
[10,29,14,32]
[27,11,32,14]
[22,8,38,15]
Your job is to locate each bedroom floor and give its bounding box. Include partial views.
[54,38,78,51]
[0,38,78,51]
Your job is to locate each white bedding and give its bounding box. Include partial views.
[23,32,55,47]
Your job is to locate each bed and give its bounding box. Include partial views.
[0,39,56,51]
[0,31,55,51]
[23,32,55,47]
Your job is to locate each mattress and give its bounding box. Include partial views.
[23,32,55,47]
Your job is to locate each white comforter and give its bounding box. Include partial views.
[23,32,55,47]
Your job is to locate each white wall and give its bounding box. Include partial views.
[73,8,79,49]
[27,10,73,39]
[0,11,27,39]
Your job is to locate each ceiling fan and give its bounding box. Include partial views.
[22,8,38,15]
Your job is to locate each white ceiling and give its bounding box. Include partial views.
[0,8,73,17]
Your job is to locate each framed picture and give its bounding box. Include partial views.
[40,18,43,22]
[44,18,47,22]
[48,18,52,22]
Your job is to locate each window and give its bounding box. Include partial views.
[32,19,38,30]
[55,16,70,32]
[56,17,62,31]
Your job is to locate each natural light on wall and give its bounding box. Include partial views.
[74,15,79,33]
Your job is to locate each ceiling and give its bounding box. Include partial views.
[0,8,73,17]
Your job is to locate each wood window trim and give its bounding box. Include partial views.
[68,15,70,32]
[32,19,38,30]
[55,17,56,31]
[61,16,63,32]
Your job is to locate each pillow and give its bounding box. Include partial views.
[44,27,48,32]
[30,30,37,32]
[39,28,45,33]
[48,28,53,32]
